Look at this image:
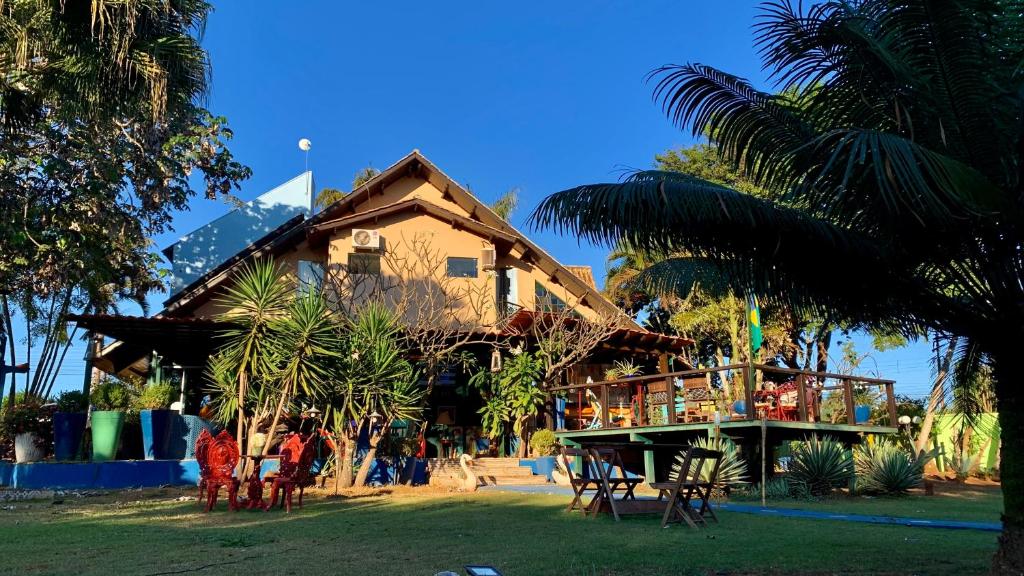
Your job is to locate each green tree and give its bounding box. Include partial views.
[490,188,520,222]
[532,2,1023,568]
[0,0,249,404]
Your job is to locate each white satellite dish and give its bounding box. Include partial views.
[298,138,312,151]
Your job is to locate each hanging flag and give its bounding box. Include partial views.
[747,296,763,359]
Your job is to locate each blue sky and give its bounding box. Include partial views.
[16,1,936,397]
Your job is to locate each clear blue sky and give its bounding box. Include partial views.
[17,1,936,398]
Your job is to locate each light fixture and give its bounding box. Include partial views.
[490,348,502,372]
[912,416,922,425]
[898,415,912,425]
[465,566,503,576]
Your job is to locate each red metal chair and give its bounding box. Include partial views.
[264,433,316,512]
[202,430,241,512]
[194,429,213,507]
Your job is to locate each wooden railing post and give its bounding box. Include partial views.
[670,376,681,424]
[885,382,897,426]
[601,383,610,429]
[636,383,646,428]
[843,378,856,425]
[796,373,808,422]
[744,365,756,421]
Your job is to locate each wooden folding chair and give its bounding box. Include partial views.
[649,446,723,528]
[560,446,604,517]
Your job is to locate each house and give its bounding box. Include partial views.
[73,150,693,455]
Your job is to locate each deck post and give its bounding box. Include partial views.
[843,378,856,425]
[885,382,897,426]
[630,433,657,482]
[796,373,808,422]
[636,383,646,427]
[670,376,681,424]
[743,364,756,421]
[601,383,610,429]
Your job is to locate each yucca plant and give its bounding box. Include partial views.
[671,435,749,492]
[788,436,852,497]
[855,441,931,496]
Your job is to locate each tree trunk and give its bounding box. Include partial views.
[260,388,290,456]
[235,371,248,477]
[338,432,356,489]
[354,423,388,487]
[916,336,958,455]
[333,435,345,494]
[991,348,1024,575]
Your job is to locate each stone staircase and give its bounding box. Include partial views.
[428,457,549,487]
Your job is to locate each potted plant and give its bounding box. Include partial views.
[134,382,178,460]
[527,428,559,480]
[53,390,88,461]
[1,402,52,463]
[89,380,133,461]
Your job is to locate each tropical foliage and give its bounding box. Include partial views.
[470,350,545,457]
[855,440,931,496]
[531,2,1022,566]
[788,436,853,497]
[529,429,558,456]
[672,435,749,490]
[134,383,178,411]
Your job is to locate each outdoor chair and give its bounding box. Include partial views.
[649,446,723,528]
[681,376,715,422]
[264,433,316,512]
[587,447,644,521]
[194,428,213,507]
[201,430,241,512]
[561,446,605,516]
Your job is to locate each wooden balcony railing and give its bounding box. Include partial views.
[549,363,897,432]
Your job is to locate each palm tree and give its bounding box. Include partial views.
[490,188,520,222]
[214,259,290,470]
[531,2,1024,570]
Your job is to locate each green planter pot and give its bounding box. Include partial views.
[91,411,125,462]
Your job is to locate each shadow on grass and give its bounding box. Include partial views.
[0,488,1000,576]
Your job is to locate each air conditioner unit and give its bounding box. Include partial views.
[481,247,496,270]
[351,229,381,249]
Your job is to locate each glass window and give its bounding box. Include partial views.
[446,257,478,278]
[348,253,380,275]
[535,281,568,312]
[297,260,324,295]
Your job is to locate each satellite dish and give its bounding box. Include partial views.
[298,138,312,151]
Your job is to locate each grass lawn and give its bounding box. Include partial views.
[0,486,999,576]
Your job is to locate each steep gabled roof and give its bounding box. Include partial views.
[162,150,635,327]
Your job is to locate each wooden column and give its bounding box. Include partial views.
[796,373,808,422]
[670,376,681,423]
[636,383,646,428]
[601,383,610,428]
[743,364,756,421]
[843,379,856,425]
[885,382,897,426]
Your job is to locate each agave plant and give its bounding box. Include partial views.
[671,435,748,491]
[855,440,931,496]
[788,436,853,497]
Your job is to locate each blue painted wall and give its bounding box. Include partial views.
[166,172,313,294]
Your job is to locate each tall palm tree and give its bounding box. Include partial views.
[214,259,290,468]
[531,2,1024,570]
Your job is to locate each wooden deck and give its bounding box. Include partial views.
[557,418,896,445]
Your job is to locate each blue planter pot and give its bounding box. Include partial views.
[53,412,87,461]
[732,400,747,416]
[854,405,871,424]
[140,410,176,460]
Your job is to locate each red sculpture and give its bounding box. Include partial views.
[264,433,316,513]
[194,429,213,506]
[201,430,241,512]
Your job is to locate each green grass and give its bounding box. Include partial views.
[0,487,999,576]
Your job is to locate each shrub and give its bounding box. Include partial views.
[529,429,558,456]
[90,380,134,411]
[788,435,853,497]
[54,390,88,412]
[855,441,930,496]
[673,435,748,490]
[0,402,54,452]
[134,382,178,411]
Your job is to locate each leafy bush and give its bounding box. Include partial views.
[740,476,793,500]
[673,435,748,490]
[1,401,54,442]
[788,436,853,497]
[54,390,88,412]
[529,429,558,456]
[134,382,178,411]
[90,380,134,411]
[855,440,930,496]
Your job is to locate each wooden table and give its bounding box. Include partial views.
[575,442,695,517]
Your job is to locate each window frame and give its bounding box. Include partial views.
[348,252,381,276]
[446,256,479,278]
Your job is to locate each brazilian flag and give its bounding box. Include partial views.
[747,296,763,359]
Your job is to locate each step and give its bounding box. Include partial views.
[476,475,551,486]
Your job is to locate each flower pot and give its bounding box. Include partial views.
[14,432,44,463]
[140,409,175,460]
[854,405,871,424]
[733,400,747,416]
[53,412,87,461]
[91,410,125,462]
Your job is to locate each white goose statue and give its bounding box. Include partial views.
[551,453,572,486]
[459,453,480,492]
